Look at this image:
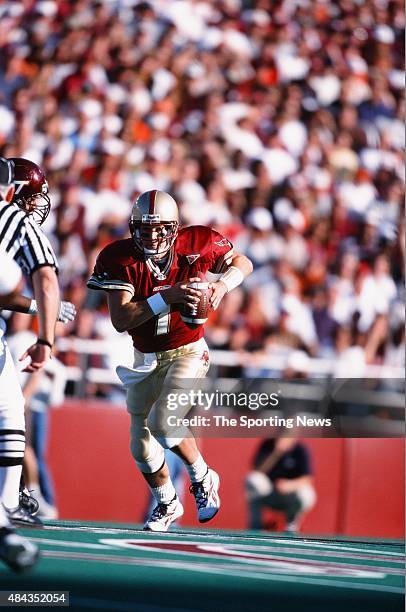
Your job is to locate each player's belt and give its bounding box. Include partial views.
[155,337,208,362]
[116,339,208,387]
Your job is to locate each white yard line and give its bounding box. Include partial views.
[42,525,404,557]
[41,550,405,594]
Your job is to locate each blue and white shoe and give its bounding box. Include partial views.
[190,469,220,523]
[143,496,184,532]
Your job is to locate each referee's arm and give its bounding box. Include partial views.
[32,265,60,346]
[18,218,60,372]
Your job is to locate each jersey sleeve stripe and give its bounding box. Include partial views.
[87,276,135,296]
[224,248,234,264]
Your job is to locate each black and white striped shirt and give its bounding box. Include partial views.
[0,200,57,276]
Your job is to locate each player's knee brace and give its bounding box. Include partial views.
[0,413,25,467]
[147,405,186,450]
[129,420,164,474]
[155,435,183,450]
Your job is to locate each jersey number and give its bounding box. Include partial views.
[155,308,171,335]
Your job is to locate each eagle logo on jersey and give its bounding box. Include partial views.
[214,239,231,248]
[186,254,200,265]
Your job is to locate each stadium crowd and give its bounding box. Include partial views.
[0,0,404,386]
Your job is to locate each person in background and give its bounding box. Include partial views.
[245,437,316,532]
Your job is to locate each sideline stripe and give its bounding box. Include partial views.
[29,538,111,550]
[41,551,405,594]
[269,539,404,557]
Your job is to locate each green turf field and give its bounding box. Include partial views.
[1,521,404,612]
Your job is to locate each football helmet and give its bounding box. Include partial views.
[8,158,51,226]
[129,190,179,259]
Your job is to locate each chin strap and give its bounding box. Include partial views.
[145,249,174,280]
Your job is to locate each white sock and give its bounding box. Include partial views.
[185,453,208,483]
[151,480,177,505]
[0,465,22,510]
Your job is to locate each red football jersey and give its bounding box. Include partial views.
[87,226,233,352]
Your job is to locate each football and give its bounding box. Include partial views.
[180,281,213,326]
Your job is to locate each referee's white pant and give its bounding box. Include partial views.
[0,320,25,516]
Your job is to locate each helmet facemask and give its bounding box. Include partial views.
[130,220,178,260]
[17,192,51,226]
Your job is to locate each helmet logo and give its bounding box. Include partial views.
[42,181,49,194]
[142,213,160,223]
[14,180,30,195]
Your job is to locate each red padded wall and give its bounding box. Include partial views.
[339,438,405,538]
[48,402,149,522]
[48,402,404,537]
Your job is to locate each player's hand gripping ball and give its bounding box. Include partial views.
[180,281,213,326]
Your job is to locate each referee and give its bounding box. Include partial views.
[0,157,60,527]
[0,251,39,571]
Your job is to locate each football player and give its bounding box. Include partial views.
[88,190,252,531]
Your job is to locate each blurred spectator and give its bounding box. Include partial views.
[0,0,403,384]
[245,437,316,532]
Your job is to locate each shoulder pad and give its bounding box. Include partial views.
[98,239,139,267]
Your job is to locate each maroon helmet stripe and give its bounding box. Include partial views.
[149,190,157,215]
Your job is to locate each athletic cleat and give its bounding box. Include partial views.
[190,469,220,523]
[285,521,299,533]
[36,498,58,520]
[143,496,184,532]
[19,487,39,516]
[0,527,39,572]
[7,505,43,529]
